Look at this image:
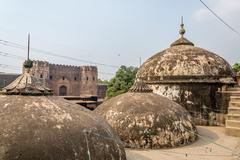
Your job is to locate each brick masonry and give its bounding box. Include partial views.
[25,60,98,96]
[0,73,20,90]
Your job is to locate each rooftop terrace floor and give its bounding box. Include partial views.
[126,126,240,160]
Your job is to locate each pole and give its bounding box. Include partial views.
[27,33,30,60]
[139,57,142,67]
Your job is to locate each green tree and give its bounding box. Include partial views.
[232,63,240,73]
[98,79,109,85]
[107,65,138,98]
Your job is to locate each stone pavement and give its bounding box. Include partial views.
[126,126,240,160]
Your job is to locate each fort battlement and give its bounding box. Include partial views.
[27,60,49,67]
[25,60,98,96]
[31,60,97,71]
[80,66,98,72]
[50,63,80,70]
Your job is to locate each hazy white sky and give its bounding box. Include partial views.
[0,0,239,80]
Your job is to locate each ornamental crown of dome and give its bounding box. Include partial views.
[170,17,194,47]
[128,80,153,93]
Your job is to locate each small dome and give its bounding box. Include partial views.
[96,82,197,149]
[136,24,235,84]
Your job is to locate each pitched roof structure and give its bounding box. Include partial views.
[1,59,52,95]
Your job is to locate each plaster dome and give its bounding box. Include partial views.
[0,64,126,160]
[136,23,235,84]
[95,81,198,149]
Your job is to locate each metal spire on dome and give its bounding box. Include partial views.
[27,33,30,60]
[170,17,194,47]
[179,16,186,37]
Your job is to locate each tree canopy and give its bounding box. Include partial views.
[107,65,138,98]
[232,63,240,73]
[98,79,109,85]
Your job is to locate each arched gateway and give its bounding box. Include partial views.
[59,85,67,96]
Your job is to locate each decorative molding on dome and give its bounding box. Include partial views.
[170,37,194,47]
[1,72,52,96]
[137,75,236,84]
[128,81,153,93]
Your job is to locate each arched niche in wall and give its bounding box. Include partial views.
[59,85,67,96]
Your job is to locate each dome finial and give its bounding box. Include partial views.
[179,16,185,37]
[170,17,194,47]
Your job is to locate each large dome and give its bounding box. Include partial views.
[96,81,197,149]
[0,64,126,160]
[0,96,126,160]
[137,25,235,84]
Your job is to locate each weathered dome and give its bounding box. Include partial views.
[95,81,197,149]
[1,71,52,95]
[0,61,126,160]
[0,96,126,159]
[136,24,235,84]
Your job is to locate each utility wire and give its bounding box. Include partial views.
[0,53,115,76]
[0,36,118,76]
[200,0,240,37]
[0,63,21,71]
[0,63,21,69]
[0,51,25,60]
[0,39,25,48]
[0,39,120,68]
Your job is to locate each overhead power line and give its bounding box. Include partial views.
[0,39,120,68]
[0,63,21,69]
[199,0,240,37]
[0,63,21,71]
[0,51,25,60]
[0,38,118,76]
[0,51,115,76]
[98,72,115,76]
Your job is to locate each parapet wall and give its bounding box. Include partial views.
[31,60,97,72]
[49,63,80,71]
[80,66,98,71]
